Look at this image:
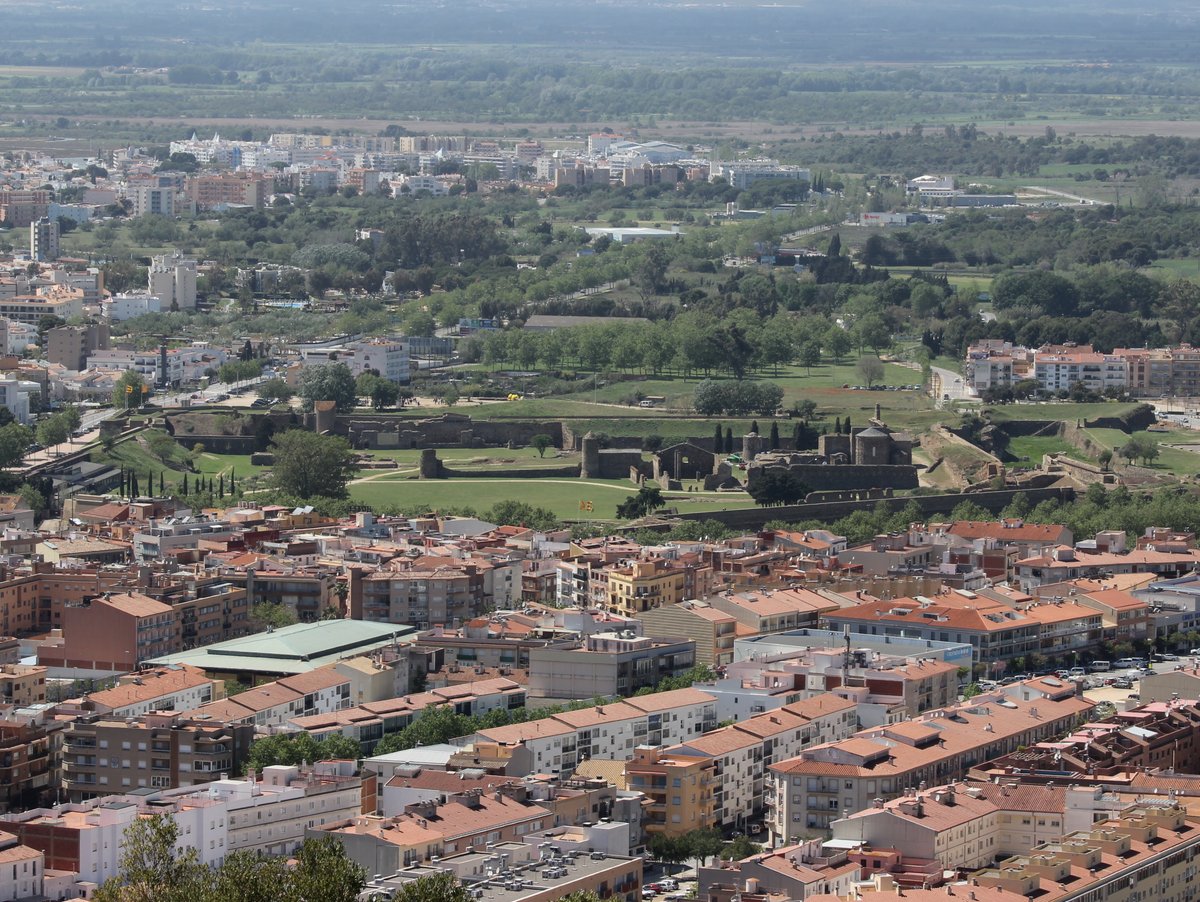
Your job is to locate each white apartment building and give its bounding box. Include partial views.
[106,292,162,322]
[30,217,59,262]
[148,251,198,311]
[355,338,410,384]
[468,688,719,777]
[129,185,175,218]
[0,831,44,902]
[3,795,227,886]
[713,160,812,190]
[397,175,449,196]
[79,664,218,718]
[1034,349,1128,394]
[0,378,32,424]
[205,764,362,856]
[87,348,163,385]
[671,694,858,829]
[3,763,360,884]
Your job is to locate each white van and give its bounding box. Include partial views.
[1088,661,1111,672]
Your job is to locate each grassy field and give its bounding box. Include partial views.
[1006,434,1086,468]
[347,475,756,519]
[1084,427,1200,476]
[1148,259,1200,280]
[986,401,1142,424]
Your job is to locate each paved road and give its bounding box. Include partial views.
[929,364,975,407]
[1020,185,1098,205]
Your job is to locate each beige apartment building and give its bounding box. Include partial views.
[626,746,716,837]
[61,711,254,801]
[604,560,687,617]
[767,681,1093,840]
[640,601,737,667]
[0,663,47,707]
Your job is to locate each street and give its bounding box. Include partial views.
[929,364,976,407]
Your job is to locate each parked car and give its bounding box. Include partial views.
[1112,677,1133,689]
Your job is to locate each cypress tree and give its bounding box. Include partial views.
[750,420,759,435]
[219,475,225,498]
[724,428,733,453]
[769,421,780,449]
[834,416,842,434]
[844,416,852,434]
[131,473,139,497]
[181,473,188,495]
[713,423,723,450]
[159,472,164,495]
[793,422,802,447]
[229,470,236,494]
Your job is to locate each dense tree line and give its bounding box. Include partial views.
[94,814,363,902]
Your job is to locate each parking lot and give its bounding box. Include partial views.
[979,657,1196,709]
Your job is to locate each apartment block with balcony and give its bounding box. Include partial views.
[0,714,59,813]
[626,746,716,837]
[470,688,718,778]
[603,560,687,617]
[359,563,489,629]
[39,592,180,674]
[766,681,1092,842]
[527,631,696,700]
[0,664,46,707]
[60,711,254,801]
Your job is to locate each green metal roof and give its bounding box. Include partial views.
[149,620,416,676]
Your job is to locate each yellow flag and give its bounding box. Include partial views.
[579,500,594,512]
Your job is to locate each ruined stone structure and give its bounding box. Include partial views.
[579,432,646,480]
[313,400,338,434]
[653,442,717,483]
[343,413,563,451]
[746,420,918,492]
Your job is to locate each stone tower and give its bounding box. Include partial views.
[742,431,767,462]
[418,448,441,479]
[313,400,337,434]
[853,426,891,465]
[580,432,601,478]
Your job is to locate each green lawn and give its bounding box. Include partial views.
[1148,259,1200,280]
[1006,434,1086,468]
[986,401,1142,424]
[348,475,758,519]
[1084,427,1200,475]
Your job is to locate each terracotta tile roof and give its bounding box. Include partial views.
[86,665,212,712]
[623,687,716,713]
[277,667,351,694]
[948,520,1071,543]
[100,592,174,618]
